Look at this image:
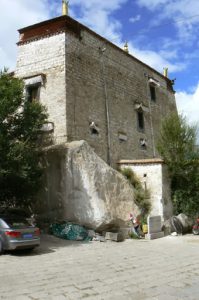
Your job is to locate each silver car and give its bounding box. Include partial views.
[0,209,40,254]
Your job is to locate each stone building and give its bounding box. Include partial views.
[15,14,176,166]
[15,13,177,225]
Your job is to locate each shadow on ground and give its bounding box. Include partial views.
[6,234,91,257]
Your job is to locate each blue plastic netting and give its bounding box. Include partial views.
[50,222,91,241]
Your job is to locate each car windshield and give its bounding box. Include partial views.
[1,216,31,228]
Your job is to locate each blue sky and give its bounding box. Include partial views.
[0,0,199,136]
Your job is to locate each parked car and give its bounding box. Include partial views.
[0,208,40,254]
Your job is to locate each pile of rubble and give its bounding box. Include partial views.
[50,221,130,242]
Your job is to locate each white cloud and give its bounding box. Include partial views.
[136,0,167,10]
[70,0,128,43]
[0,0,197,138]
[0,0,187,75]
[176,83,199,141]
[0,0,50,71]
[136,0,199,42]
[71,0,127,11]
[136,0,199,15]
[128,43,186,73]
[129,15,141,23]
[176,83,199,123]
[69,0,185,73]
[74,10,122,42]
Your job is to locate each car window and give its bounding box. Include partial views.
[0,216,31,228]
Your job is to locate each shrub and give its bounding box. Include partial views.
[157,113,199,217]
[120,167,151,217]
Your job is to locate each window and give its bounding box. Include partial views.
[89,122,99,135]
[2,216,31,228]
[24,74,45,102]
[137,110,144,131]
[90,127,99,135]
[26,84,40,102]
[150,84,156,102]
[140,138,147,150]
[118,132,127,142]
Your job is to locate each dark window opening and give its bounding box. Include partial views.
[140,138,147,150]
[89,122,99,135]
[150,85,156,101]
[90,127,99,135]
[26,84,40,102]
[137,111,144,131]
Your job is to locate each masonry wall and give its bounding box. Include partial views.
[15,20,177,166]
[121,163,173,220]
[15,33,67,144]
[65,29,177,166]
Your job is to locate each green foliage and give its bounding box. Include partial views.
[0,70,48,208]
[120,168,142,189]
[120,167,151,216]
[129,232,139,239]
[157,113,197,176]
[173,189,199,217]
[157,113,199,217]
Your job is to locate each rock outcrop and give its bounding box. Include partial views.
[176,213,193,233]
[162,213,193,235]
[37,141,139,230]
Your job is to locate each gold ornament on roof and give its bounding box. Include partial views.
[62,0,69,16]
[123,42,129,53]
[163,67,168,77]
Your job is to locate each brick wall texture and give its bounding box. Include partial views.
[15,16,177,167]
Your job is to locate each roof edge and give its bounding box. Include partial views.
[117,158,164,165]
[17,15,175,87]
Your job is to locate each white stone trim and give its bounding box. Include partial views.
[24,75,44,86]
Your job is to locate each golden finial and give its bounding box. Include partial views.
[123,41,129,53]
[163,67,168,77]
[62,0,69,16]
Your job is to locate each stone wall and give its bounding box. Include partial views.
[15,33,67,144]
[119,160,173,220]
[65,29,177,167]
[16,16,177,167]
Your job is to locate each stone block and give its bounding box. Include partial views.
[147,215,162,234]
[87,230,95,239]
[147,215,164,240]
[93,234,105,242]
[119,227,131,238]
[105,232,124,242]
[145,232,164,240]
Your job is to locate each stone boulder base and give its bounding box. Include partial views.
[177,213,193,233]
[38,141,139,231]
[162,213,193,235]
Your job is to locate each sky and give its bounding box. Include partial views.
[0,0,199,138]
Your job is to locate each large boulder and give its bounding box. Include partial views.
[162,213,193,235]
[177,213,193,233]
[37,141,139,230]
